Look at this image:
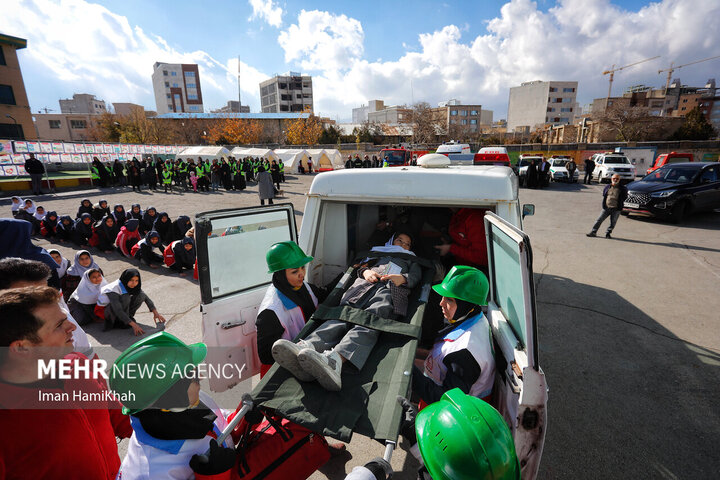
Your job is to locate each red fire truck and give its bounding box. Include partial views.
[379,147,429,166]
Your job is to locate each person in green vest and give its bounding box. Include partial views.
[90,161,101,184]
[176,158,188,191]
[162,165,173,193]
[278,159,285,182]
[104,161,115,186]
[252,158,259,181]
[382,155,390,168]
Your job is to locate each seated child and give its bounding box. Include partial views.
[112,204,127,228]
[71,213,94,246]
[68,268,107,325]
[116,219,141,258]
[56,215,74,243]
[76,198,93,219]
[272,232,422,391]
[91,199,111,222]
[93,215,119,252]
[48,249,70,280]
[140,206,157,235]
[10,196,23,217]
[153,212,172,246]
[40,211,59,238]
[61,250,101,302]
[33,205,46,221]
[170,215,192,242]
[97,268,165,336]
[126,203,143,221]
[132,230,164,268]
[163,237,195,276]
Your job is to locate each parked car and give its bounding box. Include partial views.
[593,153,636,183]
[517,155,544,186]
[646,152,694,175]
[474,146,511,167]
[623,162,720,222]
[548,156,579,183]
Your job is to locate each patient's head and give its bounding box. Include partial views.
[392,233,412,251]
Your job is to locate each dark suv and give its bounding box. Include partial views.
[623,162,720,222]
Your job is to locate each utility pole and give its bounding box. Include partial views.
[237,55,242,109]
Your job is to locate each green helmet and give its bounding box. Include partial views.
[108,332,207,415]
[266,241,313,273]
[416,388,520,480]
[432,265,489,306]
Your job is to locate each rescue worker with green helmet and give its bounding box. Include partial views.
[413,265,496,405]
[110,332,238,479]
[255,241,324,376]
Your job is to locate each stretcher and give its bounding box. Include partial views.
[245,251,436,462]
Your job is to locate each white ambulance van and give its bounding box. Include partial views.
[195,154,547,478]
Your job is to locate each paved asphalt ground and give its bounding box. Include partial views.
[11,171,720,479]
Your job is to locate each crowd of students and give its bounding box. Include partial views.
[89,155,285,194]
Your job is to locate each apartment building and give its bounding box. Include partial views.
[507,80,578,132]
[34,113,97,142]
[0,33,36,140]
[260,73,313,113]
[352,99,385,123]
[433,100,487,132]
[367,104,412,124]
[59,93,107,114]
[152,62,204,115]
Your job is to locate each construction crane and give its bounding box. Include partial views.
[602,56,660,109]
[659,55,720,92]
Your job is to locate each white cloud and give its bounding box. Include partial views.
[0,0,268,113]
[278,10,364,71]
[248,0,283,28]
[283,0,720,120]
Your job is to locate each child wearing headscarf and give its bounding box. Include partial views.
[126,203,143,221]
[97,268,165,336]
[68,268,108,325]
[61,250,101,302]
[153,212,172,246]
[32,205,46,221]
[48,249,70,279]
[140,206,157,235]
[170,215,192,242]
[39,210,58,238]
[76,198,93,219]
[132,230,164,268]
[92,199,111,222]
[116,219,141,258]
[163,237,196,276]
[10,196,23,217]
[112,204,127,228]
[56,215,74,243]
[72,213,94,246]
[93,215,120,252]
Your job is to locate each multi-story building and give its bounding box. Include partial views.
[152,62,204,115]
[367,104,412,124]
[260,73,313,113]
[0,33,36,140]
[212,101,250,113]
[112,102,147,117]
[433,100,486,133]
[352,100,384,123]
[34,113,98,142]
[507,80,578,132]
[59,93,107,114]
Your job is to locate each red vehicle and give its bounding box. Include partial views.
[473,147,511,167]
[646,152,694,175]
[380,147,428,166]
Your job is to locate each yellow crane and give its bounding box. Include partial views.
[602,56,660,109]
[659,55,720,93]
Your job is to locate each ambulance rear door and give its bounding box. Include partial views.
[484,212,547,479]
[195,204,298,392]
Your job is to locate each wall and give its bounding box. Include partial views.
[0,41,36,140]
[507,82,549,131]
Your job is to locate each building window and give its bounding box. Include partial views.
[450,110,457,116]
[681,107,686,111]
[70,120,87,129]
[303,94,311,98]
[0,47,5,66]
[303,83,310,88]
[559,117,569,123]
[460,110,467,116]
[461,119,467,125]
[49,120,61,129]
[188,94,198,100]
[279,83,287,89]
[166,94,171,99]
[296,94,302,99]
[470,119,477,125]
[165,82,169,87]
[171,71,177,76]
[0,123,24,139]
[163,70,168,76]
[450,119,456,124]
[184,71,195,77]
[563,87,575,93]
[547,107,555,112]
[168,104,174,110]
[0,85,16,105]
[682,99,688,103]
[549,87,557,92]
[172,83,179,88]
[470,110,478,115]
[186,83,196,88]
[561,107,573,112]
[280,105,289,111]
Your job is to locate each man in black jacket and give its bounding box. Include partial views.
[587,174,628,239]
[24,153,45,195]
[584,157,595,184]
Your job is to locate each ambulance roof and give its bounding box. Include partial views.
[308,165,517,204]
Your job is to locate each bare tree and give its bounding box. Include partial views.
[596,106,667,141]
[410,102,442,145]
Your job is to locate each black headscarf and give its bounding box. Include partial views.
[125,219,140,232]
[113,204,127,227]
[173,215,192,237]
[98,215,118,240]
[43,211,58,229]
[142,206,157,230]
[77,198,93,218]
[154,212,171,238]
[173,236,196,265]
[144,230,162,250]
[74,213,94,237]
[119,268,142,295]
[271,270,316,320]
[128,204,142,220]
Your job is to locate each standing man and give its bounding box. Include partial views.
[25,153,45,195]
[539,157,550,188]
[587,174,628,239]
[353,154,363,169]
[584,156,595,184]
[307,156,313,174]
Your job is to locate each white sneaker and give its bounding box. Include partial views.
[297,348,342,392]
[271,339,315,382]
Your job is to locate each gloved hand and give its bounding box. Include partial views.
[363,457,393,480]
[189,439,236,476]
[397,396,418,445]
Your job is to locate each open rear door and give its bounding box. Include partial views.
[484,212,547,479]
[195,204,297,392]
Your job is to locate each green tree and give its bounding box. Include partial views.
[671,106,715,140]
[319,125,341,144]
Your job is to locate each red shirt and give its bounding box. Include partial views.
[448,208,488,268]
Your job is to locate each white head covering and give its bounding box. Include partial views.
[33,207,46,220]
[47,249,69,278]
[70,268,107,305]
[22,199,36,215]
[370,233,416,256]
[10,197,23,212]
[65,250,100,277]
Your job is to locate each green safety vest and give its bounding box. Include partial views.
[91,166,100,180]
[178,162,187,174]
[279,161,284,173]
[162,169,173,184]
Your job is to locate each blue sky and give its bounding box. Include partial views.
[3,0,719,121]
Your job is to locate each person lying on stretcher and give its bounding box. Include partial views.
[272,232,422,391]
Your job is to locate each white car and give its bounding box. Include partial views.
[517,155,544,187]
[593,153,636,183]
[548,157,579,183]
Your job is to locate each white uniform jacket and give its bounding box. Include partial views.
[257,283,318,341]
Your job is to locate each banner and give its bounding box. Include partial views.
[27,142,39,152]
[85,144,95,153]
[60,153,72,163]
[48,153,60,163]
[63,143,76,153]
[40,142,52,153]
[0,154,12,165]
[103,144,112,154]
[15,165,27,175]
[72,154,83,162]
[12,154,25,163]
[38,154,50,163]
[2,165,17,175]
[2,140,15,154]
[51,142,64,153]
